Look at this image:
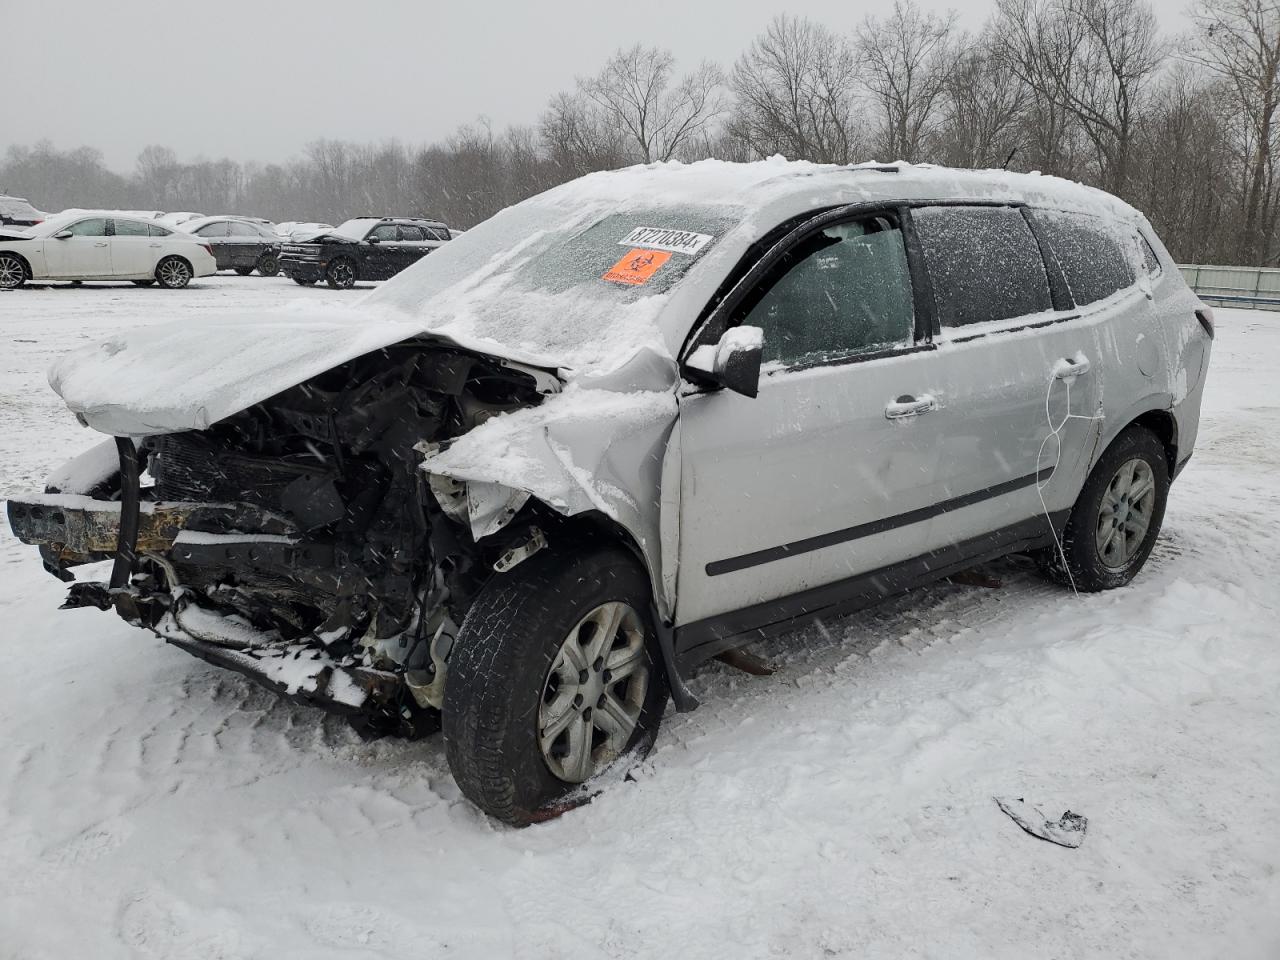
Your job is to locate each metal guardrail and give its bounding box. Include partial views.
[1178,263,1280,311]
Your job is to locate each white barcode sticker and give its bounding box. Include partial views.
[618,227,713,255]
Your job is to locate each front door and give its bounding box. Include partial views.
[676,211,951,634]
[43,217,112,278]
[362,222,402,278]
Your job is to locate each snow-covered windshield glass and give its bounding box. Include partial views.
[365,200,741,369]
[330,219,377,241]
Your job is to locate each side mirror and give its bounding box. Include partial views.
[53,230,73,240]
[366,234,381,244]
[682,325,764,398]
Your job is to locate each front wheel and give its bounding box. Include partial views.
[0,253,26,289]
[155,256,192,289]
[443,543,669,825]
[325,257,356,289]
[1040,425,1170,591]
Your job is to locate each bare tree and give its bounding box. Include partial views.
[728,15,863,162]
[935,30,1027,167]
[856,0,960,162]
[579,45,724,163]
[539,91,626,176]
[1188,0,1280,263]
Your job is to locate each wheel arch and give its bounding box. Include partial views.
[1103,396,1178,476]
[0,249,33,279]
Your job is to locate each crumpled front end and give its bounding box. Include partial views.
[8,343,566,735]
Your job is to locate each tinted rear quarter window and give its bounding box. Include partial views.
[1034,211,1136,306]
[913,205,1053,327]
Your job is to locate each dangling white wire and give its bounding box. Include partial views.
[1035,359,1105,598]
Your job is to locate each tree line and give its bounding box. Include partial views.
[3,0,1278,266]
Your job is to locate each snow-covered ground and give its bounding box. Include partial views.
[1,277,1277,959]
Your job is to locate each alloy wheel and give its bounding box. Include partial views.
[0,255,24,289]
[159,259,190,288]
[1095,457,1156,568]
[538,601,650,783]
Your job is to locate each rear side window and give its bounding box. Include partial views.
[913,206,1053,327]
[111,219,149,237]
[147,224,171,237]
[1035,211,1136,306]
[738,214,915,365]
[195,221,229,237]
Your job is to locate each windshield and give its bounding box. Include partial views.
[331,219,376,241]
[365,199,742,369]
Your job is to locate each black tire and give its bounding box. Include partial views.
[443,543,669,826]
[292,276,316,286]
[325,257,356,289]
[0,252,27,289]
[131,279,155,287]
[256,254,279,277]
[1040,426,1170,592]
[155,256,192,289]
[233,266,254,276]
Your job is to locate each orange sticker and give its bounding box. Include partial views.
[602,248,672,285]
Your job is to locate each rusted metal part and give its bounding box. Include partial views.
[6,497,200,555]
[714,648,776,676]
[946,568,1004,589]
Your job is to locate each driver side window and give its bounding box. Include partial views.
[739,215,915,366]
[369,224,399,242]
[66,218,109,237]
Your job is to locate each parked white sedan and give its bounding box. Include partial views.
[0,213,217,289]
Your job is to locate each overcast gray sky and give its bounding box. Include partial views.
[9,0,1194,172]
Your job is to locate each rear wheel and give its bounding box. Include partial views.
[325,257,356,289]
[156,256,192,289]
[0,253,26,289]
[256,253,279,276]
[1040,426,1170,591]
[233,266,253,276]
[443,543,668,825]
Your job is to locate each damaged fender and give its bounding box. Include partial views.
[420,345,682,619]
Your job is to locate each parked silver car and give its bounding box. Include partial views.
[5,161,1212,824]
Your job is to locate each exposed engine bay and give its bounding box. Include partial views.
[10,344,564,736]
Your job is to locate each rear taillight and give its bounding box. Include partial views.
[1195,306,1215,340]
[201,243,214,257]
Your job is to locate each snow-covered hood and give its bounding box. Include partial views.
[47,305,565,437]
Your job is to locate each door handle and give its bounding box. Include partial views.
[1052,354,1091,380]
[149,243,162,248]
[94,242,108,247]
[885,394,938,419]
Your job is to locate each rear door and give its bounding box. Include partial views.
[677,209,952,634]
[909,204,1105,552]
[43,217,112,277]
[395,225,438,271]
[107,218,156,277]
[225,220,264,268]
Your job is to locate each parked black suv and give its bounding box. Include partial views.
[183,216,282,276]
[279,217,450,288]
[0,195,44,228]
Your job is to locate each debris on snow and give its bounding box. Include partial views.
[994,796,1089,848]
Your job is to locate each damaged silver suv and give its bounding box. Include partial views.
[6,160,1212,824]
